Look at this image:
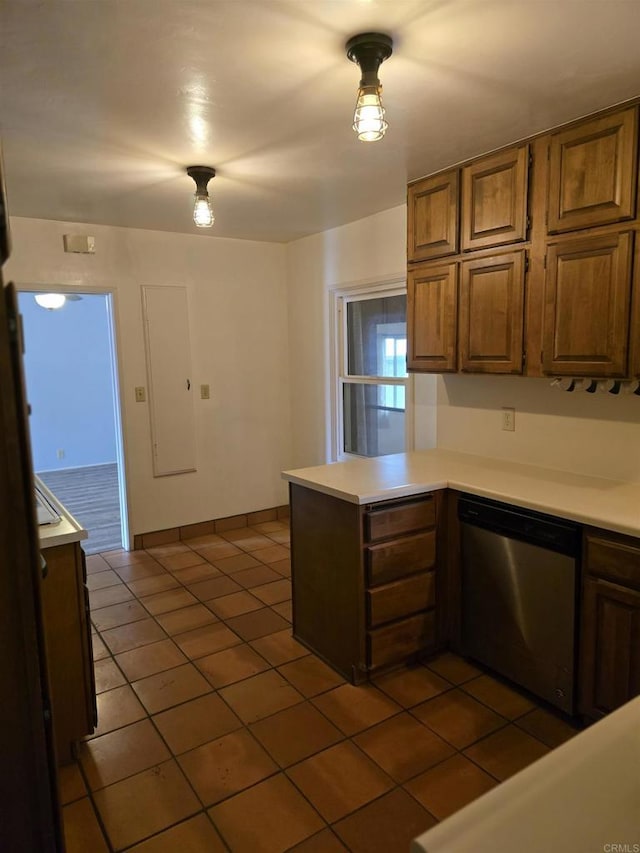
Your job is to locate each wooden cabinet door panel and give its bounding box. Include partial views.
[40,543,94,762]
[459,250,525,373]
[407,260,458,372]
[543,231,633,376]
[580,578,640,719]
[548,106,638,233]
[630,236,640,379]
[461,145,529,251]
[408,170,459,262]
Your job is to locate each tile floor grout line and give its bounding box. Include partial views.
[70,745,117,853]
[75,521,578,852]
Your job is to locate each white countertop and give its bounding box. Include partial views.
[35,476,88,550]
[411,694,640,853]
[283,449,640,537]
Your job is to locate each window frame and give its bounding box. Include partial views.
[330,277,413,462]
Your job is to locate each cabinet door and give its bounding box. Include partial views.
[40,543,94,762]
[579,577,640,719]
[548,106,638,233]
[543,231,633,376]
[407,170,459,262]
[407,260,458,372]
[459,250,525,373]
[461,145,529,251]
[630,237,640,379]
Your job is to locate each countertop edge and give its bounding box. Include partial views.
[36,476,88,550]
[410,694,640,853]
[282,450,640,537]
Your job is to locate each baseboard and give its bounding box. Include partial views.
[133,504,290,550]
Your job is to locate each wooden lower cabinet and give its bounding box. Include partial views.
[40,542,97,763]
[290,484,442,683]
[579,529,640,720]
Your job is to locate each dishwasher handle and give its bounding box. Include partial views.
[458,495,581,557]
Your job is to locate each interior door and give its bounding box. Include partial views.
[0,280,63,851]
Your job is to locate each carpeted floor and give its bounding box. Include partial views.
[38,463,122,554]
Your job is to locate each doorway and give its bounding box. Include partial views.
[17,288,129,554]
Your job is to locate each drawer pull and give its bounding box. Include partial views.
[366,499,436,542]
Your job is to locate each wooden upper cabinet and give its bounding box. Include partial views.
[548,106,638,233]
[630,237,640,379]
[407,260,458,372]
[543,231,633,376]
[461,145,529,251]
[459,251,526,373]
[408,170,459,262]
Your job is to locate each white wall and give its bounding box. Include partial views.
[286,203,438,468]
[6,217,292,539]
[437,374,640,483]
[287,205,640,483]
[10,205,639,547]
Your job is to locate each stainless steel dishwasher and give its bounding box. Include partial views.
[459,495,581,715]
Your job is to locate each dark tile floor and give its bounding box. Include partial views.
[59,519,581,852]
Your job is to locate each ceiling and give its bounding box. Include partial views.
[1,1,639,244]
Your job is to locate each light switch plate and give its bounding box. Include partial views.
[501,407,515,431]
[200,384,210,400]
[135,386,146,402]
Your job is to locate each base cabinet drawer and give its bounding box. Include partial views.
[585,532,640,589]
[368,611,436,669]
[366,498,436,542]
[366,531,436,586]
[368,571,435,628]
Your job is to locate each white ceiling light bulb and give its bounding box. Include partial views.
[193,193,214,227]
[353,86,387,142]
[187,166,216,228]
[346,33,393,143]
[34,293,66,310]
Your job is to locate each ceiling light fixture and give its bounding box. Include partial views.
[34,293,66,310]
[346,32,393,142]
[186,166,216,228]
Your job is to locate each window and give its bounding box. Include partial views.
[335,287,410,459]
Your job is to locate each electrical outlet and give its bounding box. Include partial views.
[135,386,146,403]
[56,449,65,460]
[200,384,210,400]
[501,407,516,431]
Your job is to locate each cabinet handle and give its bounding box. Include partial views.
[40,553,48,580]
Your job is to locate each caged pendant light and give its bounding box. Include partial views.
[187,166,216,227]
[345,32,393,142]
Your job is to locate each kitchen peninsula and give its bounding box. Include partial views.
[36,478,96,763]
[283,449,640,718]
